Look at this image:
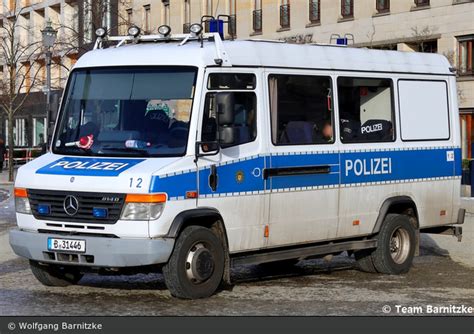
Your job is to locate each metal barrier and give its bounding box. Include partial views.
[4,148,42,168]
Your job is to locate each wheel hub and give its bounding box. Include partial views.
[185,243,215,283]
[389,228,410,264]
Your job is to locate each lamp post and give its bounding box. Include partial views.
[41,20,57,150]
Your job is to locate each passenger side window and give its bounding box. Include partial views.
[201,92,257,148]
[269,74,334,145]
[337,77,395,143]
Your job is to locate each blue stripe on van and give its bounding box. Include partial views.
[149,147,461,200]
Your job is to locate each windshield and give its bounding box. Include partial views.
[53,67,197,157]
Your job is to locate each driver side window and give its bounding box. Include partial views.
[201,91,257,148]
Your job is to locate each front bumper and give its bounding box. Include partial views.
[9,229,175,267]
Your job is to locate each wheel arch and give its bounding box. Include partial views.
[166,207,231,285]
[372,196,419,234]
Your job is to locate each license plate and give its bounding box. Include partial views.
[47,238,86,253]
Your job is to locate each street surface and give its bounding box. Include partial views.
[0,183,473,316]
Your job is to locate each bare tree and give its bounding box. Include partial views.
[0,7,45,182]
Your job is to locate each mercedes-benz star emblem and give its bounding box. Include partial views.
[63,195,79,216]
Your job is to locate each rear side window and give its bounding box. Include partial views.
[338,77,395,143]
[398,80,449,141]
[269,74,334,145]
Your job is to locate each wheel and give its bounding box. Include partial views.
[163,226,225,299]
[29,260,83,287]
[371,214,416,275]
[354,249,377,273]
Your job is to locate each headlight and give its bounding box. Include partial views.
[14,188,31,214]
[190,23,203,35]
[121,193,167,221]
[158,25,171,37]
[95,27,107,38]
[121,203,164,221]
[128,25,141,37]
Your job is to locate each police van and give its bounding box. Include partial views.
[10,23,465,299]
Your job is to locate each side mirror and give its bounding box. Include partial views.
[216,92,235,146]
[195,141,220,161]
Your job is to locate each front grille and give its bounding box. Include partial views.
[28,189,125,224]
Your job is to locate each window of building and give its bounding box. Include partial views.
[341,0,354,18]
[414,0,430,7]
[163,1,170,26]
[376,0,390,13]
[338,77,395,143]
[458,36,474,76]
[143,4,151,33]
[253,0,262,33]
[102,0,111,29]
[184,0,191,33]
[228,0,237,37]
[398,80,449,141]
[126,8,133,25]
[6,118,28,147]
[309,0,320,24]
[33,118,47,147]
[201,92,257,148]
[269,74,334,145]
[21,62,31,92]
[280,0,290,29]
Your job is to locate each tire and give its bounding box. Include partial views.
[371,214,416,275]
[354,249,377,273]
[163,226,225,299]
[29,260,83,287]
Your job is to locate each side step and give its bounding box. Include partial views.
[231,239,377,266]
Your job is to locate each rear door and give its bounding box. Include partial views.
[196,69,269,252]
[265,70,340,247]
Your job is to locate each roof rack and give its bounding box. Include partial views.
[93,32,232,67]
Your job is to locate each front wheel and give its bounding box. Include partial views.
[163,226,225,299]
[371,214,416,275]
[29,260,83,287]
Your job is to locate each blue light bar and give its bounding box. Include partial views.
[93,208,108,219]
[37,204,50,215]
[336,38,348,45]
[209,19,224,39]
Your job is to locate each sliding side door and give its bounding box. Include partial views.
[265,70,340,247]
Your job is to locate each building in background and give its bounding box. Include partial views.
[119,0,474,158]
[0,0,121,149]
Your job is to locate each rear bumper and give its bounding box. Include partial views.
[420,208,466,242]
[9,229,175,267]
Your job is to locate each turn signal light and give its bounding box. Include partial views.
[14,188,27,198]
[125,193,167,203]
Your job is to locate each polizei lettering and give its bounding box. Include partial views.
[50,160,130,171]
[361,123,383,134]
[345,158,392,177]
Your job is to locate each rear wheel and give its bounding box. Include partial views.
[163,226,225,299]
[29,260,83,287]
[371,214,416,274]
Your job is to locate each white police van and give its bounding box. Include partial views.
[10,23,465,299]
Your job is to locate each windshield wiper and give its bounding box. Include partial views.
[98,147,150,157]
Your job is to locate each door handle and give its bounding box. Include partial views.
[263,165,331,180]
[209,164,218,191]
